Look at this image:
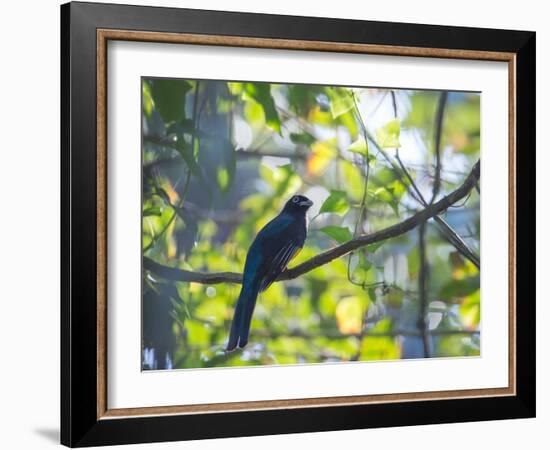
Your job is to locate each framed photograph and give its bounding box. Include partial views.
[61,1,535,447]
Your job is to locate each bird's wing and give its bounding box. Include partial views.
[259,241,302,292]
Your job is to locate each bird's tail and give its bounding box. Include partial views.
[226,279,261,352]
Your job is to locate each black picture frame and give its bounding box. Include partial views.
[61,1,536,447]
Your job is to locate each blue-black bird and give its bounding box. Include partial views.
[226,194,313,351]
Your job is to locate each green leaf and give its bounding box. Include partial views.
[217,168,229,191]
[290,132,316,145]
[319,190,349,216]
[288,85,325,116]
[373,187,393,203]
[243,83,281,134]
[227,82,244,96]
[320,226,353,244]
[371,167,398,187]
[360,335,400,360]
[340,160,364,201]
[385,288,404,308]
[198,136,236,193]
[408,247,420,278]
[244,101,265,128]
[386,180,407,202]
[338,110,359,140]
[327,87,354,118]
[351,254,372,281]
[143,206,162,217]
[277,163,296,178]
[439,275,480,301]
[347,136,369,156]
[142,80,153,117]
[376,118,401,148]
[150,79,192,123]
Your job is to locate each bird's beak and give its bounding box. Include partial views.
[299,199,313,207]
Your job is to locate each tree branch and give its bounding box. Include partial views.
[144,160,479,285]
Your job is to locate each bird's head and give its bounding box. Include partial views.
[282,194,313,214]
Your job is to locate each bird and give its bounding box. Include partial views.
[226,194,313,352]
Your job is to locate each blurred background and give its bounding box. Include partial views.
[141,77,480,370]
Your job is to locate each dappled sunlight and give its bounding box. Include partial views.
[141,78,481,370]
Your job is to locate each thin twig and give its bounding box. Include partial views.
[388,91,479,269]
[417,221,431,358]
[347,92,372,287]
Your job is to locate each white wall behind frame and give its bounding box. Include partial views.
[0,1,546,449]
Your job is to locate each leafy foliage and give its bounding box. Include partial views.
[141,78,481,369]
[319,190,350,216]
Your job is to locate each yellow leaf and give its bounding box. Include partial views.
[307,139,337,176]
[460,289,480,329]
[336,296,363,334]
[160,179,179,204]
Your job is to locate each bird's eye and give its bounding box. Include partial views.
[292,196,299,203]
